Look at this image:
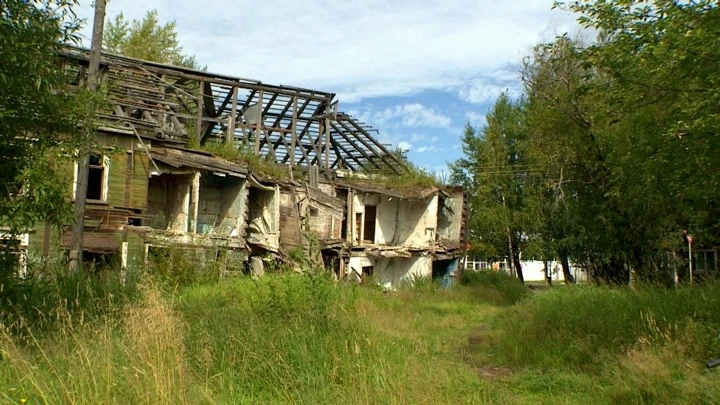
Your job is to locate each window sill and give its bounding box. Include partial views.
[72,199,109,206]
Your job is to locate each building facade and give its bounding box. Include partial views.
[18,48,466,289]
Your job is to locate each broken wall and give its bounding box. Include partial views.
[278,183,344,253]
[98,132,150,211]
[437,190,464,247]
[147,172,196,232]
[279,188,303,251]
[197,174,247,238]
[306,183,343,240]
[347,254,432,290]
[353,192,438,247]
[28,132,154,269]
[247,184,280,251]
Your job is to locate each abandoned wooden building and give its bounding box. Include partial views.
[19,47,466,289]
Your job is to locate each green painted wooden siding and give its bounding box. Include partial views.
[130,153,149,209]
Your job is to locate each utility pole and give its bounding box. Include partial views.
[69,0,106,272]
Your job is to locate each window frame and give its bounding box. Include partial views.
[73,153,110,203]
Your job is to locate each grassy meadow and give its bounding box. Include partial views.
[0,269,719,404]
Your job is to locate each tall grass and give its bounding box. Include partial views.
[475,282,720,403]
[0,278,205,404]
[0,270,139,336]
[460,270,529,305]
[178,272,493,403]
[486,284,720,371]
[2,264,719,404]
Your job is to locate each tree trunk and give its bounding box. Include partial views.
[544,260,552,285]
[561,255,575,284]
[513,251,524,284]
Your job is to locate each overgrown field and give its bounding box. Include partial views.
[1,271,719,404]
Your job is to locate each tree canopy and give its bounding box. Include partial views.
[0,1,84,237]
[103,9,201,69]
[453,0,720,284]
[0,0,88,276]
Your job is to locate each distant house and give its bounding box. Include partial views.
[464,258,587,283]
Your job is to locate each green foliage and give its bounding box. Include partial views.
[0,266,139,336]
[1,267,720,403]
[200,141,290,179]
[450,95,541,281]
[104,9,201,69]
[0,0,86,276]
[460,270,529,305]
[146,246,222,287]
[454,0,720,283]
[487,283,720,372]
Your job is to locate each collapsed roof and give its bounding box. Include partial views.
[61,47,403,174]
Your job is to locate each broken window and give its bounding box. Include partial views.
[85,154,108,201]
[82,251,119,272]
[341,213,348,239]
[363,205,377,244]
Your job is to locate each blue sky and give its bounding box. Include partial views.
[75,0,580,176]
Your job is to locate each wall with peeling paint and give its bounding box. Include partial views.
[352,192,438,248]
[347,254,432,290]
[438,191,464,245]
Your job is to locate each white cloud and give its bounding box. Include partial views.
[465,111,487,126]
[459,83,511,104]
[457,68,525,104]
[74,0,579,103]
[408,133,439,143]
[399,104,451,128]
[415,145,439,153]
[349,103,451,129]
[397,141,412,152]
[410,133,426,142]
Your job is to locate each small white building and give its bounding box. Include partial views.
[464,258,587,283]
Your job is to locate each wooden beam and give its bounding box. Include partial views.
[202,81,216,116]
[335,119,400,173]
[254,89,263,154]
[88,57,333,101]
[262,93,279,117]
[257,96,294,150]
[202,88,257,144]
[195,80,204,143]
[324,116,330,170]
[291,103,326,165]
[291,95,297,167]
[226,85,237,144]
[329,136,362,171]
[341,116,403,171]
[328,121,383,171]
[272,98,311,153]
